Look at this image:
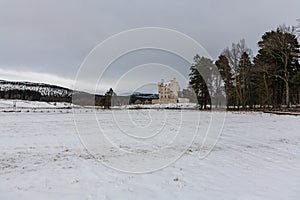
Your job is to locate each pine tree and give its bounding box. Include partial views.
[104,88,116,109]
[189,55,213,110]
[215,55,234,109]
[255,25,300,108]
[238,52,252,109]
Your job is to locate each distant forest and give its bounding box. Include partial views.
[189,24,300,110]
[0,87,159,109]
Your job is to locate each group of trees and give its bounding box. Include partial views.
[102,88,116,108]
[0,89,42,101]
[189,24,300,110]
[0,89,72,102]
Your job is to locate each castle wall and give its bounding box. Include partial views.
[155,78,180,104]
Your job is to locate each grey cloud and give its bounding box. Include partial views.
[0,0,299,90]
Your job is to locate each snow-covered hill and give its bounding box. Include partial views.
[0,80,72,97]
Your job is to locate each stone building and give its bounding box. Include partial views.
[152,78,180,104]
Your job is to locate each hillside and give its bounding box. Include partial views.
[0,80,72,98]
[0,80,159,106]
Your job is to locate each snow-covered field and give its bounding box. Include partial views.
[0,99,72,110]
[112,102,198,109]
[0,105,300,199]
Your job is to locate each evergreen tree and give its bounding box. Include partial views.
[215,55,234,109]
[238,52,252,109]
[104,88,116,109]
[189,55,213,110]
[255,25,300,108]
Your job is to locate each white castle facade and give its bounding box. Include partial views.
[152,78,189,104]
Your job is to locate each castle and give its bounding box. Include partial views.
[152,78,189,104]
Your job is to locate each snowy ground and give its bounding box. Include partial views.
[0,106,300,199]
[0,99,72,110]
[112,102,198,109]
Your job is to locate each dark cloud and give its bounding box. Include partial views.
[0,0,299,89]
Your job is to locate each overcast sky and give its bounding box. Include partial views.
[0,0,299,93]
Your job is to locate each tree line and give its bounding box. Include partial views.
[189,24,300,110]
[0,89,42,101]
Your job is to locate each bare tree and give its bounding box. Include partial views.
[223,39,252,109]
